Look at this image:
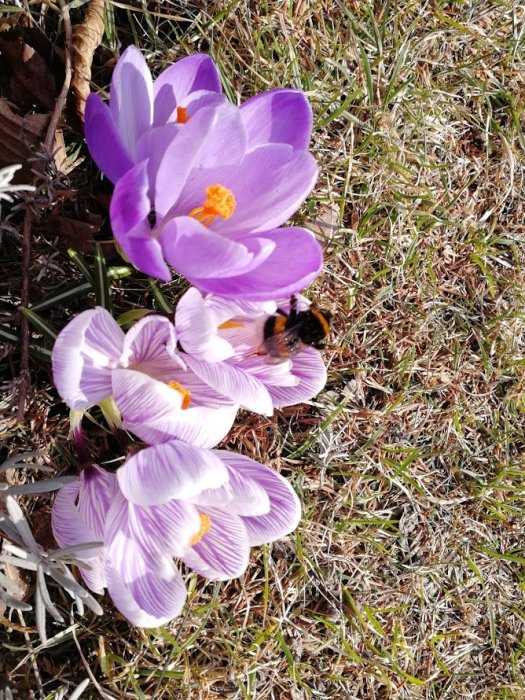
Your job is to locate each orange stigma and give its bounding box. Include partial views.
[167,381,191,409]
[177,106,189,124]
[189,184,236,226]
[189,513,211,546]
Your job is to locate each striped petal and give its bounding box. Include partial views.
[52,308,124,409]
[216,452,301,545]
[181,506,250,581]
[118,441,228,506]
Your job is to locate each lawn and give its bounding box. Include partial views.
[1,1,524,698]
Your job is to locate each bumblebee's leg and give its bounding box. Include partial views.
[287,295,298,324]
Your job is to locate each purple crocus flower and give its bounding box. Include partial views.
[52,445,300,627]
[173,287,328,414]
[51,307,238,447]
[84,47,322,299]
[85,46,224,184]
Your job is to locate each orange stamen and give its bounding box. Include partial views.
[189,513,211,546]
[167,381,191,409]
[218,320,245,329]
[189,184,236,226]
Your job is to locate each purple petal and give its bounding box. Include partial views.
[120,314,179,370]
[154,106,222,216]
[113,368,238,447]
[78,465,118,540]
[118,441,228,506]
[193,455,270,516]
[182,353,273,416]
[106,561,186,627]
[190,227,323,301]
[109,163,171,280]
[51,479,106,593]
[118,221,171,281]
[110,160,151,239]
[84,94,135,183]
[268,347,327,406]
[159,218,275,281]
[52,308,124,409]
[192,146,318,234]
[153,54,222,126]
[109,46,153,157]
[181,506,250,580]
[216,452,301,545]
[240,89,313,150]
[175,287,234,361]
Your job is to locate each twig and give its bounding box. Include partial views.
[45,0,72,152]
[17,0,73,421]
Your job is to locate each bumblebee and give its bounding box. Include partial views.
[262,295,332,358]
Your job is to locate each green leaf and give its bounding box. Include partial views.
[19,308,58,340]
[148,278,173,314]
[67,248,94,285]
[93,243,112,311]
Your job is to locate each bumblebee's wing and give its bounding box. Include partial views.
[261,327,304,358]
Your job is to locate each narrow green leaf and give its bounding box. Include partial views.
[117,309,151,329]
[67,248,94,285]
[93,243,112,311]
[30,282,92,312]
[148,278,173,314]
[0,326,52,363]
[19,307,58,340]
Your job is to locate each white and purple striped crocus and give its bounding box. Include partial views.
[85,47,322,299]
[51,308,238,447]
[174,287,328,414]
[52,445,300,627]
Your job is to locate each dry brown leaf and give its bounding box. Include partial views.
[0,98,49,178]
[0,16,56,112]
[37,212,104,251]
[71,0,105,120]
[308,201,341,241]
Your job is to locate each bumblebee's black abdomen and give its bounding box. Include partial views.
[296,309,331,345]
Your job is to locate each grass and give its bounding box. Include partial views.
[1,0,525,697]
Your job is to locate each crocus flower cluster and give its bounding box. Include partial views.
[51,48,329,627]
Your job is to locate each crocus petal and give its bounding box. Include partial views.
[152,54,222,127]
[216,452,301,545]
[105,493,190,626]
[159,218,275,281]
[113,368,237,447]
[84,94,135,183]
[120,314,180,370]
[153,106,222,216]
[78,465,118,540]
[109,46,153,157]
[182,353,274,416]
[118,221,171,281]
[51,480,106,593]
[175,287,234,362]
[106,561,186,627]
[193,456,270,516]
[190,227,322,301]
[196,145,318,234]
[181,506,250,581]
[267,347,327,406]
[118,441,228,506]
[240,89,313,150]
[110,160,151,240]
[52,307,124,409]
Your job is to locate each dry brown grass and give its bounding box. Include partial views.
[1,1,525,698]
